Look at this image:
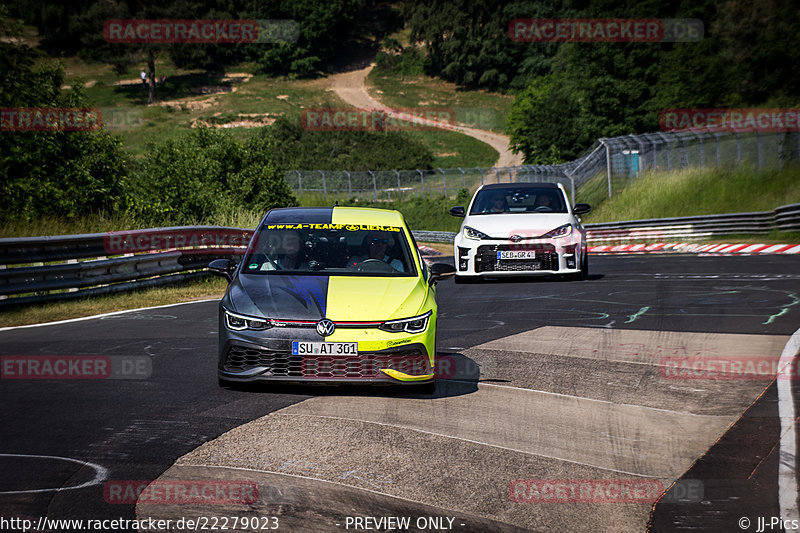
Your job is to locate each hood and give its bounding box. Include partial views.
[226,274,426,321]
[227,274,329,320]
[463,213,574,238]
[325,276,426,321]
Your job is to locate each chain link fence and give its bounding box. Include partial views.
[286,130,799,202]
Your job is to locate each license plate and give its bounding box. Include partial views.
[292,342,358,355]
[497,250,536,260]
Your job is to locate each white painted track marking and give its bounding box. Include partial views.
[0,453,108,494]
[778,328,800,522]
[0,299,217,332]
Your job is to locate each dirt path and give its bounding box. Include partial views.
[327,63,524,169]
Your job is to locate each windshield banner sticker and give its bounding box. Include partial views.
[265,224,401,232]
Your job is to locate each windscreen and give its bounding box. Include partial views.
[242,223,416,276]
[469,187,567,215]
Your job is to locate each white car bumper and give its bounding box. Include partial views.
[453,234,585,276]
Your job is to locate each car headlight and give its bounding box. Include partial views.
[541,224,573,238]
[379,310,432,334]
[463,226,490,240]
[224,309,272,331]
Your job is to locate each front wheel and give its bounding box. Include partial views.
[568,252,588,281]
[579,251,589,280]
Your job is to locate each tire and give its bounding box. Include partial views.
[566,252,588,281]
[579,250,589,280]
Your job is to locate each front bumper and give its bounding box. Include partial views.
[219,340,434,384]
[454,236,585,276]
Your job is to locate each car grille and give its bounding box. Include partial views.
[475,244,558,273]
[224,345,429,378]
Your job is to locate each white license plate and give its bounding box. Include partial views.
[292,342,358,355]
[497,250,537,260]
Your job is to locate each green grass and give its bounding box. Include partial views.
[582,163,800,224]
[39,39,503,166]
[0,208,264,238]
[84,72,345,156]
[367,69,514,134]
[406,130,498,168]
[0,276,227,328]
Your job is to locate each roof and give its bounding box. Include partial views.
[480,182,559,190]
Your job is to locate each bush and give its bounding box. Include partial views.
[0,25,128,221]
[130,129,297,223]
[376,46,426,77]
[264,116,435,171]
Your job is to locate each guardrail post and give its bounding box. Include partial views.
[417,169,424,197]
[296,170,302,193]
[438,168,446,196]
[368,170,377,201]
[476,167,484,185]
[505,166,512,183]
[457,167,465,189]
[344,170,351,198]
[492,167,499,184]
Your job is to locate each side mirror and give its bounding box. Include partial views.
[449,206,465,217]
[573,203,591,215]
[429,263,456,283]
[208,258,237,282]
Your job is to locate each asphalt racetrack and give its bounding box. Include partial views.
[1,254,799,532]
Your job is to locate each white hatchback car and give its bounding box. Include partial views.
[450,183,591,282]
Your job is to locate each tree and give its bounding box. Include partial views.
[0,8,128,220]
[131,128,297,222]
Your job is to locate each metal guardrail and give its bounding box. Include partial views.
[412,204,800,244]
[586,203,800,242]
[0,226,253,307]
[1,204,798,306]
